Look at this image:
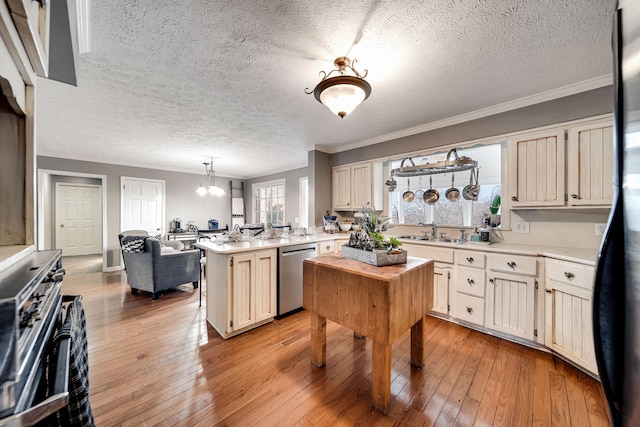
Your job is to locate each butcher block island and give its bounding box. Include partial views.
[303,254,434,413]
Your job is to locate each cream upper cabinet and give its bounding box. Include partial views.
[332,166,353,210]
[7,0,50,77]
[567,122,614,207]
[544,258,598,376]
[486,253,540,341]
[507,129,566,207]
[332,161,383,211]
[507,118,613,209]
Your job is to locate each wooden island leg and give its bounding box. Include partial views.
[310,313,326,367]
[410,315,426,368]
[371,340,392,413]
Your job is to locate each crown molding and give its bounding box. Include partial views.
[327,75,613,154]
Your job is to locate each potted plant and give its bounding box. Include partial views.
[342,206,407,266]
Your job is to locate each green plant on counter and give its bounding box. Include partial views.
[347,206,401,252]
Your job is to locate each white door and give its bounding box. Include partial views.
[55,183,102,256]
[121,177,165,233]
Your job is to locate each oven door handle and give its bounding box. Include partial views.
[2,332,71,426]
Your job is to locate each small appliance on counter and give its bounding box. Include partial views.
[208,219,219,230]
[323,211,338,233]
[171,217,184,233]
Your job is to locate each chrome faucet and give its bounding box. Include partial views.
[418,221,437,238]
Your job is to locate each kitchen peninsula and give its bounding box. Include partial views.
[197,234,345,338]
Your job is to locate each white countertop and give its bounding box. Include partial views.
[195,234,347,255]
[195,232,598,265]
[399,239,598,265]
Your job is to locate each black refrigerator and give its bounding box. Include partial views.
[593,0,640,426]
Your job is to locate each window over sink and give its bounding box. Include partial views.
[388,143,502,227]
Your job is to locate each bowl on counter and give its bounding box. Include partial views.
[351,223,361,231]
[339,222,352,232]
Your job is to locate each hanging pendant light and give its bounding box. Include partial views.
[196,158,225,196]
[305,57,371,118]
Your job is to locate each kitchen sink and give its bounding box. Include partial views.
[397,235,432,241]
[438,238,467,245]
[396,235,466,244]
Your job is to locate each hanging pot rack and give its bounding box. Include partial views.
[389,148,477,178]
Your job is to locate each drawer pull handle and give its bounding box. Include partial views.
[466,306,474,314]
[511,196,518,201]
[571,194,580,199]
[489,278,494,283]
[564,272,574,279]
[467,278,475,285]
[507,261,517,269]
[545,289,552,294]
[466,257,474,263]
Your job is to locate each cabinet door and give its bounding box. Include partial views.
[567,123,614,206]
[508,130,565,207]
[544,280,598,375]
[230,253,256,331]
[332,166,352,210]
[351,163,372,209]
[486,272,536,340]
[7,0,50,76]
[254,250,277,322]
[432,266,451,315]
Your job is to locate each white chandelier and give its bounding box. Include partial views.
[196,158,225,196]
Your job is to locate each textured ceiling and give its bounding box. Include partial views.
[35,0,615,179]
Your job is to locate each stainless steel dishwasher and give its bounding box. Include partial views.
[278,243,317,316]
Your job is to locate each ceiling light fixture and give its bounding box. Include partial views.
[196,158,225,197]
[306,56,371,118]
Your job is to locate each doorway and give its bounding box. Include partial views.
[55,183,102,256]
[38,170,108,272]
[120,177,166,233]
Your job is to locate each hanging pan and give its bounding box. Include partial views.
[423,175,440,205]
[445,173,460,201]
[463,168,480,201]
[402,178,415,202]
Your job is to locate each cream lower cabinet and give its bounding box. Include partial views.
[401,243,454,316]
[317,240,336,254]
[486,253,540,342]
[206,249,277,338]
[453,250,487,326]
[544,258,598,376]
[432,264,453,315]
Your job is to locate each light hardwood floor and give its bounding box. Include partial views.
[62,270,611,426]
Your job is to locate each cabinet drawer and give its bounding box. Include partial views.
[455,266,485,298]
[454,294,485,327]
[402,243,454,263]
[455,250,486,268]
[545,258,594,291]
[488,253,538,276]
[317,241,335,254]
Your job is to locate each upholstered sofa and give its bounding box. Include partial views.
[119,235,200,300]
